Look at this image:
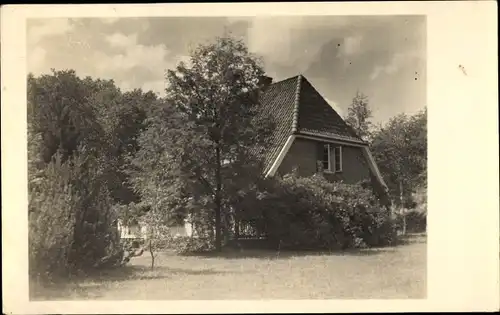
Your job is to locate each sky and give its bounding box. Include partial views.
[27,15,426,124]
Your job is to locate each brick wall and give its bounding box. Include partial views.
[277,138,317,177]
[276,137,371,184]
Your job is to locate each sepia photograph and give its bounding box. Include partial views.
[26,14,427,301]
[1,2,498,314]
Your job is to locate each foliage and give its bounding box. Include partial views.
[28,152,79,281]
[27,70,103,164]
[402,210,426,233]
[412,185,427,214]
[141,207,176,269]
[370,108,427,207]
[345,91,374,142]
[129,34,274,251]
[392,185,427,234]
[28,70,144,281]
[126,100,196,226]
[248,174,396,250]
[169,236,215,255]
[28,70,155,206]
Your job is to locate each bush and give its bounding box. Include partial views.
[394,210,426,234]
[406,210,426,233]
[250,174,396,250]
[392,186,427,234]
[29,154,79,281]
[29,150,124,282]
[169,236,215,255]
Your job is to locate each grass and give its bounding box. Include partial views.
[30,233,426,300]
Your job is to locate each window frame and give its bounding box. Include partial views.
[322,143,343,173]
[333,145,342,173]
[322,144,331,171]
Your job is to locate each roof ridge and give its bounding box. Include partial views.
[269,74,300,87]
[291,74,302,133]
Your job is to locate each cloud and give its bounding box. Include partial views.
[325,97,345,117]
[97,37,168,72]
[246,17,299,63]
[27,18,74,45]
[141,80,166,96]
[338,35,363,56]
[101,17,119,24]
[26,16,425,124]
[105,32,139,48]
[93,33,172,92]
[27,19,188,95]
[370,50,422,80]
[28,46,47,76]
[244,16,348,77]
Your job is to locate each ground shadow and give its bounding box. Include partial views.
[30,265,244,300]
[189,247,395,260]
[82,264,242,282]
[186,233,427,260]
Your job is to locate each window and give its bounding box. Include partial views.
[333,146,342,172]
[322,144,331,171]
[321,144,342,173]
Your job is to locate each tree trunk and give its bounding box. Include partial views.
[399,179,406,235]
[234,214,240,240]
[214,146,222,252]
[149,239,155,269]
[223,208,232,244]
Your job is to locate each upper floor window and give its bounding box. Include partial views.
[322,144,342,173]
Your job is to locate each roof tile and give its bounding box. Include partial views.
[255,75,365,174]
[296,76,362,143]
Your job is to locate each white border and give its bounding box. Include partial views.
[2,2,499,313]
[266,135,296,177]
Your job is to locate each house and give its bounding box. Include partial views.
[118,74,389,242]
[117,218,148,240]
[257,74,388,197]
[117,217,195,243]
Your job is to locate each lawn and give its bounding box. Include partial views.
[31,233,426,300]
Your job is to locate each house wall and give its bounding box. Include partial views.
[276,138,318,177]
[117,219,194,240]
[276,137,371,184]
[117,220,145,239]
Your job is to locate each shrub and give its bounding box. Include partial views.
[405,210,426,233]
[65,151,124,271]
[28,153,79,281]
[395,210,426,234]
[251,174,396,250]
[169,236,215,255]
[29,150,125,282]
[392,186,427,234]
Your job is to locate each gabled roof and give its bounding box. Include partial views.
[258,74,366,174]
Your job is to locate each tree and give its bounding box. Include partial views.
[28,70,104,164]
[27,70,127,275]
[103,89,155,204]
[126,99,202,225]
[130,35,274,251]
[370,108,427,233]
[142,208,174,270]
[345,91,374,142]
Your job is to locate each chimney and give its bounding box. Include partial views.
[258,75,273,89]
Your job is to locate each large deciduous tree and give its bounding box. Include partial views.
[129,35,274,251]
